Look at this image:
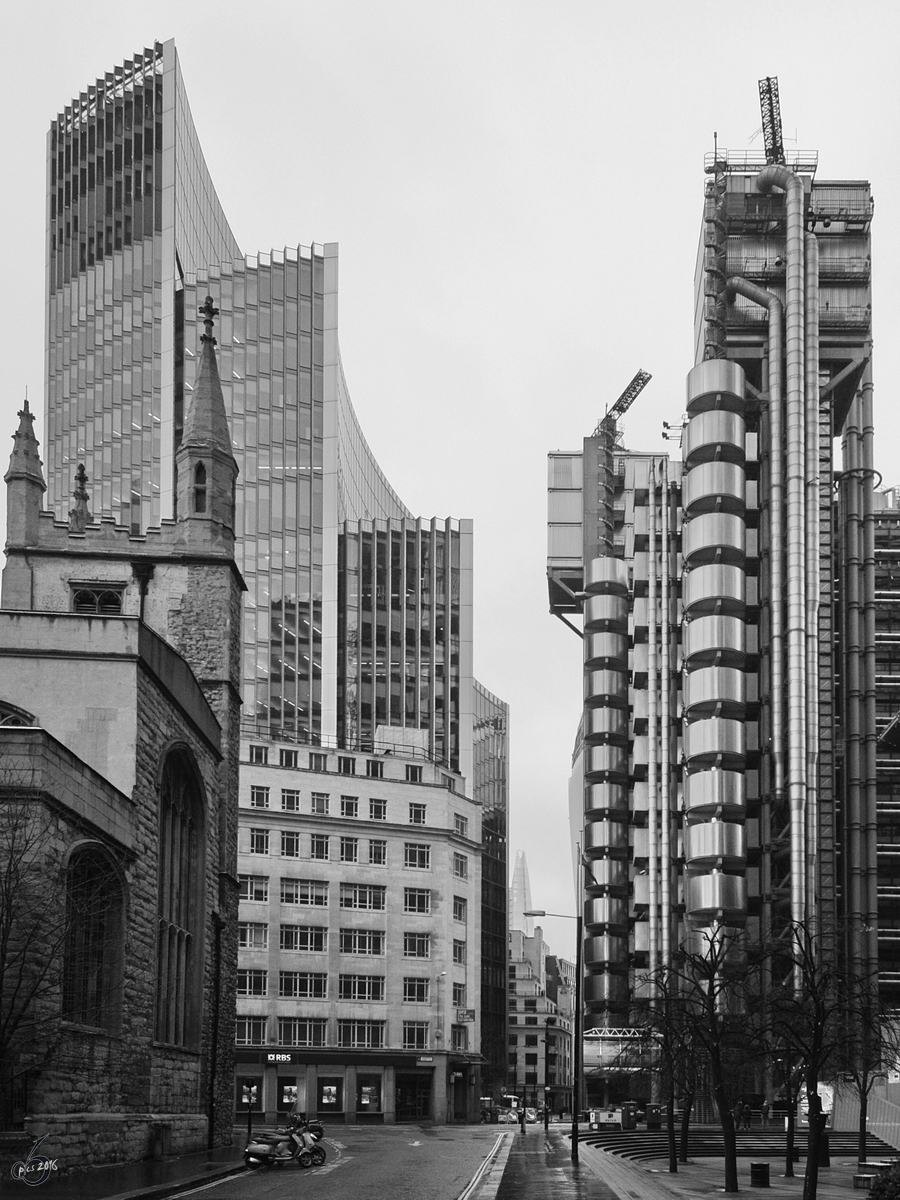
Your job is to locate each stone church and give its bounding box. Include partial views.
[0,299,243,1168]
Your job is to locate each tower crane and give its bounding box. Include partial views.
[593,369,652,438]
[758,76,785,165]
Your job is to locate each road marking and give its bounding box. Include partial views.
[410,1140,422,1146]
[456,1133,512,1200]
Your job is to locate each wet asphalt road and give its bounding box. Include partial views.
[169,1125,504,1200]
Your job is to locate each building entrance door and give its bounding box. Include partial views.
[395,1072,432,1121]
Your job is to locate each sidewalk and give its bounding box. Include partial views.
[472,1125,885,1200]
[0,1141,244,1200]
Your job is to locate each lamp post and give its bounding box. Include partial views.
[525,908,583,1161]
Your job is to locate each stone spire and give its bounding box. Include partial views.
[68,463,93,533]
[5,398,46,546]
[175,297,238,548]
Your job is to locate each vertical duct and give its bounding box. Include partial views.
[703,157,728,360]
[756,165,808,929]
[681,360,749,937]
[660,456,672,965]
[648,464,659,982]
[804,233,820,924]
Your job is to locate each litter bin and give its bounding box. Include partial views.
[817,1133,830,1168]
[646,1104,661,1130]
[749,1162,770,1188]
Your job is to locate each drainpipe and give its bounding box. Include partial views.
[648,461,659,984]
[726,277,784,841]
[660,457,672,966]
[804,233,820,928]
[756,165,807,931]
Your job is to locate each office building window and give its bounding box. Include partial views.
[341,795,359,818]
[366,759,383,779]
[368,839,387,866]
[403,977,430,1002]
[309,752,327,772]
[249,745,268,765]
[339,928,385,956]
[403,932,431,958]
[279,748,299,769]
[451,1025,469,1051]
[340,837,358,863]
[453,896,467,922]
[454,813,468,837]
[404,887,431,914]
[337,1020,384,1049]
[408,803,426,826]
[280,924,327,952]
[338,756,356,776]
[281,789,301,812]
[453,939,466,965]
[339,974,385,1001]
[279,971,327,999]
[281,830,300,857]
[404,843,430,870]
[452,852,468,879]
[239,874,269,902]
[310,834,330,860]
[238,923,268,950]
[249,786,269,808]
[279,1018,327,1047]
[525,1034,539,1047]
[405,764,422,783]
[452,982,466,1007]
[237,969,268,996]
[340,883,386,910]
[403,1021,429,1050]
[236,1017,268,1045]
[281,878,328,906]
[369,798,387,821]
[249,828,269,855]
[311,791,329,815]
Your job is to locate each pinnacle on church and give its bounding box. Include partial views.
[4,398,46,491]
[181,295,234,461]
[68,463,93,533]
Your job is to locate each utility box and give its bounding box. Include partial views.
[646,1104,662,1129]
[621,1102,638,1131]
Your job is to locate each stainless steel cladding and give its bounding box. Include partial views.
[583,555,631,1012]
[682,361,749,940]
[685,872,747,920]
[683,770,746,816]
[682,615,746,666]
[683,821,747,869]
[682,513,746,566]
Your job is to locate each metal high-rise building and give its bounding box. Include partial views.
[548,131,877,1074]
[44,41,508,1115]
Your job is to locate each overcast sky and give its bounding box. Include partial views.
[2,1,898,962]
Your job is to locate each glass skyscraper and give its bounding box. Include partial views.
[45,40,488,778]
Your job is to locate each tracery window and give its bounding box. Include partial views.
[156,749,205,1047]
[62,843,124,1030]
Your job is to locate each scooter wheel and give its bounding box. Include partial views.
[298,1150,313,1168]
[244,1156,264,1170]
[311,1146,326,1166]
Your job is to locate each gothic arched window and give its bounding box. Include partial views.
[193,462,207,514]
[62,843,124,1030]
[156,749,206,1047]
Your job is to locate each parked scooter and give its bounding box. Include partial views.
[244,1113,326,1169]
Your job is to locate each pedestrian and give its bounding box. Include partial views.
[761,1100,769,1128]
[742,1103,752,1130]
[733,1100,742,1131]
[519,1106,527,1135]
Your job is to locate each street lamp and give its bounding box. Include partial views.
[524,908,583,1161]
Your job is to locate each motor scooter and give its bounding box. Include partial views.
[244,1114,326,1169]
